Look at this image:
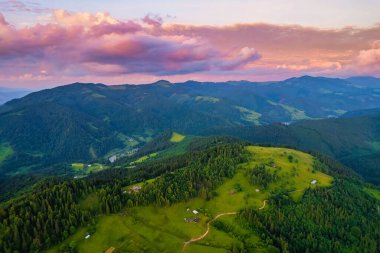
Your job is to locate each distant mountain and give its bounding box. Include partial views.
[0,87,31,105]
[346,76,380,88]
[1,76,380,175]
[341,108,380,118]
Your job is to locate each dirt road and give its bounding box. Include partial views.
[183,199,268,250]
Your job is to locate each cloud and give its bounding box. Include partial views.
[142,14,163,27]
[53,9,119,27]
[0,9,379,87]
[0,12,8,25]
[357,41,380,71]
[0,10,262,81]
[0,0,51,13]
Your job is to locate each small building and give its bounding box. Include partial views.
[311,180,317,185]
[192,210,199,215]
[85,234,91,239]
[255,189,260,192]
[109,155,117,163]
[193,217,200,223]
[129,185,142,193]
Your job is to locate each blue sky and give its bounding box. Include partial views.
[2,0,380,28]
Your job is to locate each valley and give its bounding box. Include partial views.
[1,76,380,178]
[2,3,380,252]
[0,78,379,253]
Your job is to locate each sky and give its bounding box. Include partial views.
[0,0,380,88]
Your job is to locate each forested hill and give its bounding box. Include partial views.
[1,76,380,175]
[206,112,380,184]
[0,138,379,253]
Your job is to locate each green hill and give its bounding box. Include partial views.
[2,138,377,253]
[207,113,380,184]
[1,76,380,176]
[47,146,334,253]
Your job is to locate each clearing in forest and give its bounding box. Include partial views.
[170,132,186,143]
[49,146,333,253]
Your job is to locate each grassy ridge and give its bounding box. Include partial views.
[49,146,333,253]
[246,146,333,200]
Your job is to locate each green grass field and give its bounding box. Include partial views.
[0,143,13,164]
[71,163,107,175]
[170,132,186,143]
[235,106,262,125]
[130,134,192,166]
[268,100,310,120]
[364,187,380,201]
[50,146,333,253]
[130,152,158,165]
[123,178,157,191]
[72,163,85,171]
[245,146,333,200]
[160,135,193,158]
[195,96,220,103]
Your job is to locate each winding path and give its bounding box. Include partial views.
[183,200,268,251]
[183,212,236,250]
[258,200,267,209]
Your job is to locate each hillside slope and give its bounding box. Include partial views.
[1,76,380,175]
[206,113,380,184]
[1,140,378,253]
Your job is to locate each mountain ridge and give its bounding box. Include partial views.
[1,75,380,177]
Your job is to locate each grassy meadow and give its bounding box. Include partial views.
[50,146,333,253]
[129,133,191,166]
[170,132,186,143]
[0,143,13,164]
[71,163,108,175]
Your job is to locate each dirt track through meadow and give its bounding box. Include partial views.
[183,200,268,251]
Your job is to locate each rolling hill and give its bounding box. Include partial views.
[1,137,378,253]
[1,76,380,176]
[206,111,380,184]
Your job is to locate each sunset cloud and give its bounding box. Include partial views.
[0,9,379,87]
[0,0,50,13]
[356,41,380,72]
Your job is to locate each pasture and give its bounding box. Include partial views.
[170,132,186,143]
[0,143,13,164]
[50,146,334,253]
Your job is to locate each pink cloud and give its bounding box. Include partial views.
[0,10,262,82]
[0,0,50,13]
[142,14,163,27]
[0,9,379,87]
[357,42,380,71]
[0,12,8,25]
